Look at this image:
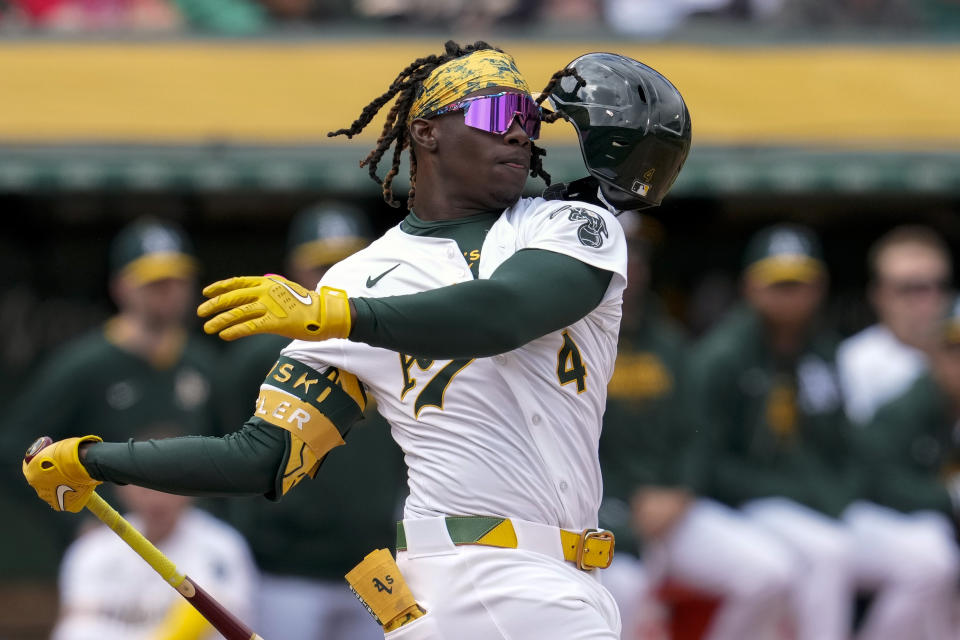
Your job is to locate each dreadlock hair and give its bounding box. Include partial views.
[328,40,564,209]
[531,66,587,186]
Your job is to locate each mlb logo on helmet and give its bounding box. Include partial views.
[630,179,650,196]
[630,168,656,197]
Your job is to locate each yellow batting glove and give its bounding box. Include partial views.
[197,274,352,342]
[22,435,103,513]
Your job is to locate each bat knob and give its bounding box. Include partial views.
[24,436,53,464]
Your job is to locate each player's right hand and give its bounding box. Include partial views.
[22,435,103,513]
[197,275,352,342]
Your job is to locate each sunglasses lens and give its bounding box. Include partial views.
[462,93,541,139]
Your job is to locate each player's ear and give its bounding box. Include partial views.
[409,118,439,153]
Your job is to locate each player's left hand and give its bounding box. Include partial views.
[197,275,352,342]
[22,435,104,513]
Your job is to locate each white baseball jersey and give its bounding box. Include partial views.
[53,508,257,640]
[837,323,928,425]
[282,196,627,531]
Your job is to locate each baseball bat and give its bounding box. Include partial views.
[25,437,264,640]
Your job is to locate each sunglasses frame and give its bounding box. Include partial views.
[424,91,542,140]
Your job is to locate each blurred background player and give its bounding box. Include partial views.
[689,223,959,640]
[598,218,794,640]
[52,429,257,640]
[851,295,960,640]
[838,226,954,425]
[0,217,221,578]
[220,201,404,640]
[688,224,855,640]
[4,217,219,445]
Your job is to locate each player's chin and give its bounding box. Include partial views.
[486,189,524,211]
[486,173,527,208]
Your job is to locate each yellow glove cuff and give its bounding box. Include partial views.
[318,286,351,340]
[22,435,103,513]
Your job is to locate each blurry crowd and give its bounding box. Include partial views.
[1,200,959,640]
[0,0,957,34]
[603,216,960,640]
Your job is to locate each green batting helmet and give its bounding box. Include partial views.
[548,53,692,210]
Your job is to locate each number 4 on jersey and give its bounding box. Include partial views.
[556,330,588,393]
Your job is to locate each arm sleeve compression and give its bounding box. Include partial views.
[84,420,288,499]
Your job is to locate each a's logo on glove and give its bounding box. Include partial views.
[56,484,75,511]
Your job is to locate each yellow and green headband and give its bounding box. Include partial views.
[408,49,531,122]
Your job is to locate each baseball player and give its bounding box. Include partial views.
[3,217,219,445]
[837,225,953,425]
[22,42,689,639]
[221,202,404,640]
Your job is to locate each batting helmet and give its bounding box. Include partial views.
[548,52,692,210]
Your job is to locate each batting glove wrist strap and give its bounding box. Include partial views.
[197,275,351,342]
[345,549,425,631]
[22,435,104,513]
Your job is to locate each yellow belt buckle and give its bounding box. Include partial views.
[575,528,615,571]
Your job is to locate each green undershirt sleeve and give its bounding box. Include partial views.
[84,420,289,499]
[350,248,612,360]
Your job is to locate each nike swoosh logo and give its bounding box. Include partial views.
[366,264,401,288]
[56,484,75,511]
[268,277,314,305]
